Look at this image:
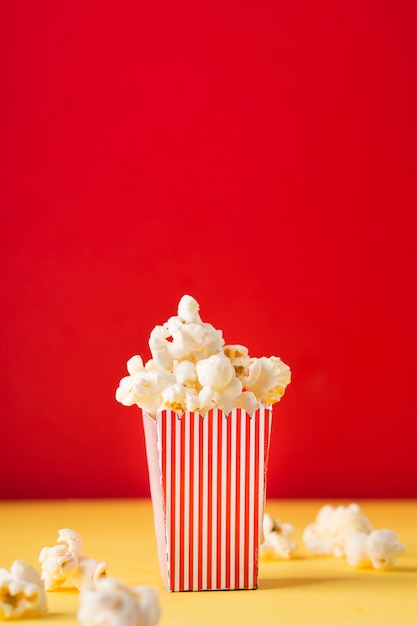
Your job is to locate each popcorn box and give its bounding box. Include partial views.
[142,406,273,591]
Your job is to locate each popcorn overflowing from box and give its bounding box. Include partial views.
[116,295,291,590]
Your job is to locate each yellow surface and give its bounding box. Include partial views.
[0,499,416,625]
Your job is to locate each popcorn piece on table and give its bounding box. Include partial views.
[260,513,297,560]
[39,529,107,591]
[77,577,160,626]
[345,529,406,570]
[115,295,291,418]
[302,504,373,557]
[0,560,47,619]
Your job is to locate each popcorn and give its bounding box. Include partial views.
[212,376,243,410]
[0,560,47,619]
[177,294,200,323]
[173,360,197,387]
[116,371,176,413]
[260,513,297,560]
[127,355,145,376]
[344,531,368,568]
[39,529,107,591]
[345,530,406,570]
[116,295,291,417]
[232,391,261,415]
[161,383,188,412]
[57,527,82,558]
[223,344,250,378]
[196,353,234,390]
[303,504,406,572]
[185,386,215,414]
[302,504,373,557]
[77,577,160,626]
[243,356,291,404]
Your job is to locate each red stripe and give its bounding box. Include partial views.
[234,409,241,587]
[206,411,213,589]
[216,410,222,589]
[188,412,194,590]
[263,409,269,498]
[179,415,185,590]
[225,414,232,588]
[198,413,204,590]
[169,411,176,591]
[252,410,261,588]
[243,415,250,589]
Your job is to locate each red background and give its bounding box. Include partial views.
[1,0,416,499]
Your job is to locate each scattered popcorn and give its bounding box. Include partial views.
[344,531,369,568]
[39,529,107,591]
[58,527,83,558]
[0,560,47,619]
[345,529,406,570]
[77,577,160,626]
[302,504,373,557]
[116,295,291,417]
[260,513,297,560]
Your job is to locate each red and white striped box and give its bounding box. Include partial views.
[142,406,273,591]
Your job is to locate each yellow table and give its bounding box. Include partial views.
[0,499,416,625]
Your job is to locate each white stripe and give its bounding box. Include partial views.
[229,409,237,589]
[202,414,209,589]
[248,414,255,588]
[183,412,190,590]
[239,413,246,588]
[174,415,181,591]
[162,414,172,587]
[193,412,200,590]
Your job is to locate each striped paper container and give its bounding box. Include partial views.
[142,406,273,591]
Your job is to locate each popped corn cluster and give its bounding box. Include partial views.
[39,529,107,591]
[260,513,297,560]
[1,530,161,623]
[302,503,406,570]
[77,577,160,626]
[302,504,372,558]
[0,560,47,620]
[345,529,406,570]
[116,295,291,417]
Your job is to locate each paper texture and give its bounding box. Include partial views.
[143,407,272,591]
